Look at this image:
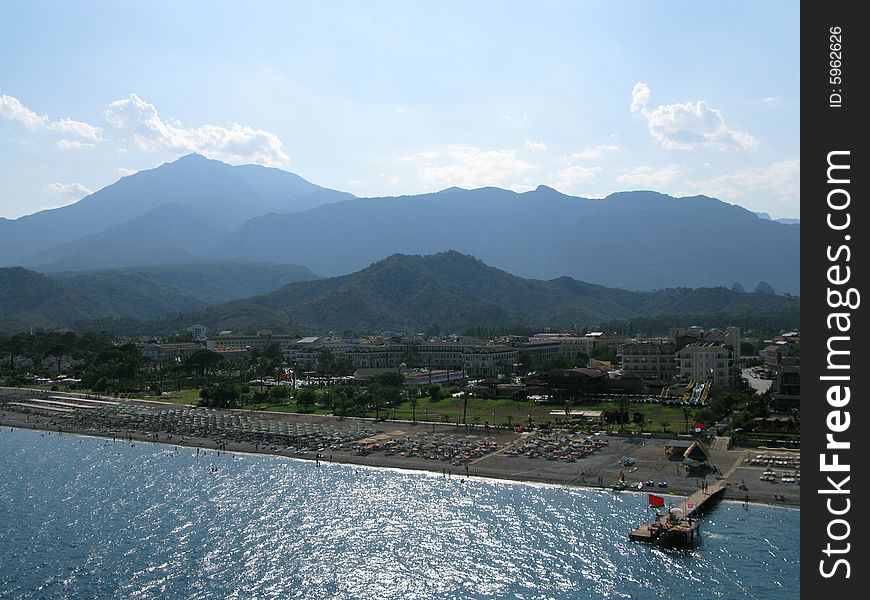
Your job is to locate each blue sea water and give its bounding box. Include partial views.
[0,428,798,599]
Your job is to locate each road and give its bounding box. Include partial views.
[741,367,773,395]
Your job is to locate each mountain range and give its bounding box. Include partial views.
[1,154,799,294]
[0,262,317,331]
[1,154,352,271]
[13,251,796,337]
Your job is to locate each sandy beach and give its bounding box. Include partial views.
[0,391,800,509]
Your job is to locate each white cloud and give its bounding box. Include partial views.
[615,164,686,188]
[500,113,528,125]
[630,82,759,150]
[0,94,45,129]
[686,159,799,208]
[379,173,401,185]
[44,182,93,198]
[760,96,780,104]
[406,145,537,190]
[630,82,651,114]
[105,93,288,166]
[550,165,602,194]
[1,94,102,141]
[57,139,95,150]
[568,143,620,160]
[524,139,547,151]
[117,167,138,177]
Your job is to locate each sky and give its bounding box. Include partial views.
[0,1,799,220]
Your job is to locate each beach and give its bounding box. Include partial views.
[0,390,800,508]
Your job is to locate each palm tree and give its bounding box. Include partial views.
[659,420,670,434]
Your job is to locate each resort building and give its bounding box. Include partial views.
[618,340,677,383]
[677,342,733,386]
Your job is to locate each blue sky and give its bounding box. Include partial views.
[1,1,799,219]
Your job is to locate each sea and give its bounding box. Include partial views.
[0,427,799,599]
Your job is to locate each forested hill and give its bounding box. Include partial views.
[98,251,799,336]
[0,263,318,332]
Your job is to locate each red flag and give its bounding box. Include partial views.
[694,421,705,430]
[648,494,665,507]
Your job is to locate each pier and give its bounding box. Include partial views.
[629,480,727,547]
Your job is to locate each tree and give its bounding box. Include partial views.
[375,371,404,388]
[590,346,617,364]
[270,385,290,401]
[615,396,629,430]
[198,382,240,409]
[316,347,336,378]
[334,385,356,417]
[539,355,572,373]
[46,342,69,373]
[186,349,223,379]
[263,343,284,369]
[295,387,317,412]
[683,406,693,434]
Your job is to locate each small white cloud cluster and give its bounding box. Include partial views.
[105,94,288,166]
[404,145,536,191]
[550,165,602,194]
[2,92,289,167]
[1,94,102,147]
[630,82,759,150]
[568,143,620,160]
[688,159,799,206]
[615,164,686,188]
[44,182,93,198]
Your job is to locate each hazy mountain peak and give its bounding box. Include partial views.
[3,156,353,269]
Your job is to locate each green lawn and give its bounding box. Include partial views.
[158,386,700,433]
[386,396,694,431]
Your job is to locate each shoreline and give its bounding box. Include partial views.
[1,408,799,509]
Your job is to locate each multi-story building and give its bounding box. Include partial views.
[188,324,208,340]
[677,342,733,386]
[670,326,741,362]
[517,332,625,368]
[207,332,297,352]
[462,345,518,377]
[619,340,677,383]
[138,342,205,362]
[765,339,800,410]
[280,339,518,378]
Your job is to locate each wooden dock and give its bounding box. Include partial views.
[629,480,727,547]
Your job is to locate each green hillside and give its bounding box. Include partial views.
[105,252,799,336]
[0,262,319,332]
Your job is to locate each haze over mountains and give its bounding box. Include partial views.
[1,154,799,294]
[0,262,317,332]
[1,154,352,270]
[0,253,799,335]
[154,251,796,335]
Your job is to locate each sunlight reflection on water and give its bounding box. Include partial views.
[0,428,798,599]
